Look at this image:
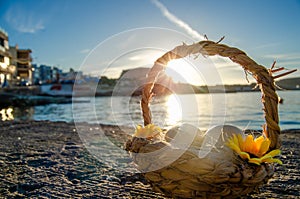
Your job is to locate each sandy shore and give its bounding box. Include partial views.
[0,121,299,198]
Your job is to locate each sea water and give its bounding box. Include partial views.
[2,90,299,130]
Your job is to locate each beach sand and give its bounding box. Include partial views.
[0,121,299,198]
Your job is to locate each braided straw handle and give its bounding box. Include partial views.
[141,40,281,150]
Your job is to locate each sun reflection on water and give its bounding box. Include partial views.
[0,107,14,121]
[164,94,182,126]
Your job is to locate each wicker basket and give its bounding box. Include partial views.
[125,40,286,198]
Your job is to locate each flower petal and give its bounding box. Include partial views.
[258,149,280,161]
[248,158,262,165]
[258,138,271,156]
[244,135,254,152]
[239,152,250,160]
[266,158,283,165]
[227,142,241,154]
[254,135,265,145]
[261,156,283,164]
[260,154,272,161]
[264,149,281,157]
[232,134,239,145]
[237,134,244,150]
[253,136,265,154]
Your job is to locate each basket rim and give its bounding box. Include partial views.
[141,40,282,150]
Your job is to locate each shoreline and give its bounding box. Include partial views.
[0,120,299,198]
[1,87,299,108]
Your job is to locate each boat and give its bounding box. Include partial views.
[40,83,94,97]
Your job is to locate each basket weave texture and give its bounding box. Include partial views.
[125,40,281,198]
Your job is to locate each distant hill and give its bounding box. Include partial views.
[276,77,300,90]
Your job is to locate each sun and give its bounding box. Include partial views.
[165,59,205,86]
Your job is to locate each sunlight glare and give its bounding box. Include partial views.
[165,94,182,126]
[166,59,204,85]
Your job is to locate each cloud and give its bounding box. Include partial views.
[275,60,300,66]
[5,5,45,33]
[80,49,91,54]
[252,42,281,50]
[264,53,300,60]
[101,66,131,78]
[151,0,204,41]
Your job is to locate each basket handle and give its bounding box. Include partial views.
[141,40,281,150]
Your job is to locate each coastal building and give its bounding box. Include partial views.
[60,68,83,83]
[0,28,15,87]
[32,64,41,85]
[52,67,63,83]
[39,64,52,83]
[9,45,33,85]
[33,65,81,85]
[34,64,63,84]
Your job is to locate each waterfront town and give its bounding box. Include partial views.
[0,28,94,88]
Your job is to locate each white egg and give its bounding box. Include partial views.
[198,125,244,158]
[165,123,204,149]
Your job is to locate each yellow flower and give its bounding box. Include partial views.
[133,124,162,139]
[226,134,282,165]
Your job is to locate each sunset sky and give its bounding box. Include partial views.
[0,0,299,85]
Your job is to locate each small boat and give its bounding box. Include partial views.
[40,83,94,97]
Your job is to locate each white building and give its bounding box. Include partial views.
[0,28,14,87]
[9,45,33,85]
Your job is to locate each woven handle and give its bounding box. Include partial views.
[141,40,281,150]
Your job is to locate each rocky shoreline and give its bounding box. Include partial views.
[0,121,299,198]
